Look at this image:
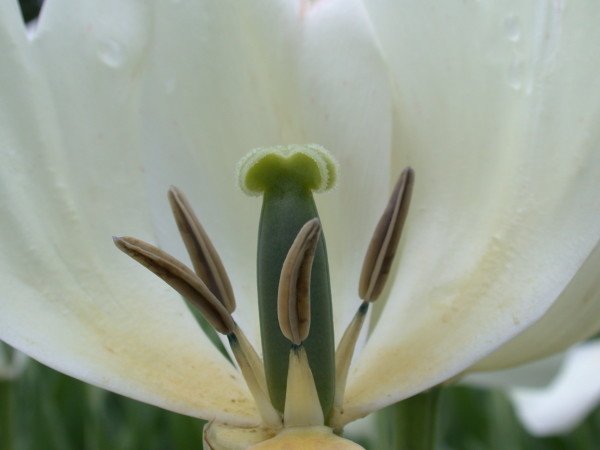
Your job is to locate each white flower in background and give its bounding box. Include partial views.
[1,0,599,447]
[509,339,600,436]
[465,340,600,436]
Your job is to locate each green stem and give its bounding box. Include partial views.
[0,381,14,450]
[376,387,442,450]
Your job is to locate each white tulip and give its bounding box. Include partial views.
[1,0,599,447]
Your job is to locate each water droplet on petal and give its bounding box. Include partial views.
[503,14,521,42]
[97,39,125,68]
[507,56,524,90]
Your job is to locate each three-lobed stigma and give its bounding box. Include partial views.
[237,144,338,196]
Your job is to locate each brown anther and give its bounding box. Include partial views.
[359,167,414,302]
[113,236,235,335]
[168,186,236,313]
[277,218,322,345]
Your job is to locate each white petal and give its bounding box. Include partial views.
[0,0,28,41]
[474,240,600,370]
[0,0,256,425]
[343,0,600,422]
[510,340,600,436]
[141,0,394,345]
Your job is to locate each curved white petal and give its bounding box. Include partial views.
[510,340,600,436]
[0,0,257,425]
[142,0,394,346]
[474,240,600,370]
[342,0,600,422]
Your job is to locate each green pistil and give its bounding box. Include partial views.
[238,145,337,418]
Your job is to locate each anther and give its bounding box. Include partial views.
[168,186,236,313]
[114,192,280,427]
[359,167,414,302]
[277,219,325,428]
[278,218,321,345]
[332,168,415,425]
[113,236,235,335]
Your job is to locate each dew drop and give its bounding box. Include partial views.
[97,39,125,68]
[503,14,521,42]
[506,57,524,90]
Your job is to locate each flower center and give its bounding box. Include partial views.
[113,144,414,439]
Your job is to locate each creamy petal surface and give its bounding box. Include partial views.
[474,239,600,370]
[0,0,257,425]
[3,0,600,434]
[343,0,600,422]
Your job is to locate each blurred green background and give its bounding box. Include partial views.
[2,359,600,449]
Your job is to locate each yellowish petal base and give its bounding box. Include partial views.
[203,422,277,449]
[204,423,364,449]
[249,426,364,449]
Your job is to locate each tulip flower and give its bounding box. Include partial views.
[1,0,599,448]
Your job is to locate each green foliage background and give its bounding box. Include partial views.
[2,359,599,449]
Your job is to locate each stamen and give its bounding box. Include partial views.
[278,218,321,346]
[168,186,236,313]
[331,168,415,426]
[231,325,269,397]
[283,346,324,428]
[332,303,368,420]
[228,331,282,428]
[359,167,414,302]
[277,219,325,428]
[113,236,234,334]
[114,235,280,427]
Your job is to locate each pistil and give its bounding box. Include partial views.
[238,145,338,417]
